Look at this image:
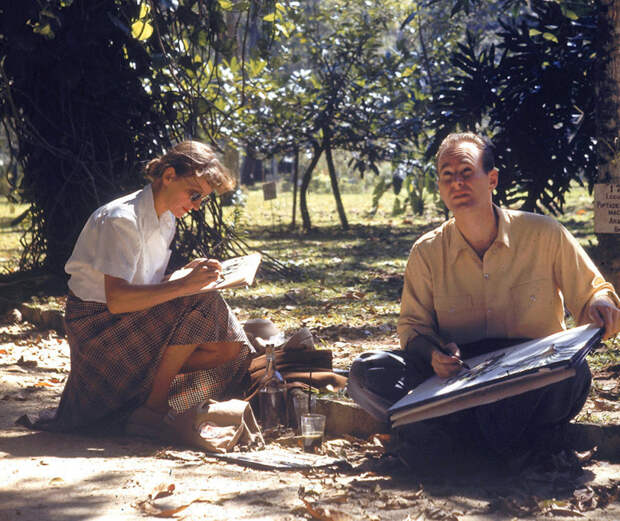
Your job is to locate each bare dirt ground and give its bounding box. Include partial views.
[1,319,619,521]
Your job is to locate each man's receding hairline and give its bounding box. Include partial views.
[437,141,481,171]
[436,132,495,173]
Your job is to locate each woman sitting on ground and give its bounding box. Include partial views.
[34,140,253,437]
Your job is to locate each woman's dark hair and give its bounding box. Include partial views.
[145,140,234,194]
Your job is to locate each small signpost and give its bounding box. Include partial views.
[262,181,277,201]
[262,180,278,231]
[594,183,620,234]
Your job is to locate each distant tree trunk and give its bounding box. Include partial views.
[240,149,263,185]
[290,148,299,229]
[300,145,322,231]
[323,131,349,230]
[595,0,620,289]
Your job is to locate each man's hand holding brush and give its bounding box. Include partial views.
[431,341,470,379]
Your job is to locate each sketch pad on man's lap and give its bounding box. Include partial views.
[389,324,603,428]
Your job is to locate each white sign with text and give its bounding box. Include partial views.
[594,183,620,234]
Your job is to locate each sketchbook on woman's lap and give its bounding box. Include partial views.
[169,253,262,292]
[389,324,604,428]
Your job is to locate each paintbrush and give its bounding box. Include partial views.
[419,333,471,370]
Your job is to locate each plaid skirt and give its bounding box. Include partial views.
[38,292,252,433]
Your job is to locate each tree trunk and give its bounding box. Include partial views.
[1,0,164,274]
[240,149,263,185]
[595,0,620,289]
[323,132,349,230]
[300,146,322,232]
[290,148,299,229]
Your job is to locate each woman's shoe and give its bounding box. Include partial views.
[125,406,168,439]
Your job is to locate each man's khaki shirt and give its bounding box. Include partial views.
[397,206,619,349]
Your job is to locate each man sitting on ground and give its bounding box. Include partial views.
[349,132,620,463]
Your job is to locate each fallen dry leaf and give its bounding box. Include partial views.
[299,497,354,521]
[574,449,595,464]
[573,487,597,511]
[384,496,413,509]
[402,489,425,500]
[533,497,589,518]
[423,505,462,520]
[150,483,175,501]
[154,449,202,462]
[6,365,27,373]
[403,515,427,521]
[325,493,349,504]
[135,500,189,518]
[592,399,617,411]
[133,484,234,518]
[343,290,365,300]
[16,356,37,368]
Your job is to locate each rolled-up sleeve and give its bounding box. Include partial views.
[90,215,141,282]
[553,222,619,325]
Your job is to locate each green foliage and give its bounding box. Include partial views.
[0,0,166,272]
[0,0,611,275]
[371,155,437,217]
[0,0,275,273]
[428,0,599,214]
[215,0,424,230]
[367,0,506,219]
[224,0,414,157]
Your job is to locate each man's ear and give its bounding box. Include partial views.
[488,168,498,191]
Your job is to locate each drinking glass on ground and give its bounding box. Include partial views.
[291,391,316,432]
[300,413,326,452]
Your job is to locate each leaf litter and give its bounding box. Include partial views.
[133,482,237,518]
[2,312,620,520]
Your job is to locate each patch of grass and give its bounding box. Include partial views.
[2,182,617,364]
[587,335,620,372]
[221,183,445,340]
[556,182,597,252]
[0,196,28,274]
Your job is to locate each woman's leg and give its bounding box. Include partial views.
[144,344,197,413]
[181,342,242,372]
[145,341,244,413]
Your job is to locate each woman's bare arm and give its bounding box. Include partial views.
[104,259,222,314]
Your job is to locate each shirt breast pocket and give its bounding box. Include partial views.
[435,294,474,329]
[509,279,556,335]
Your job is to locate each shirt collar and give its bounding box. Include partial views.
[493,204,511,248]
[448,218,468,263]
[448,204,510,262]
[137,184,174,240]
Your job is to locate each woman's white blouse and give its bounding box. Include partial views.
[65,184,176,303]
